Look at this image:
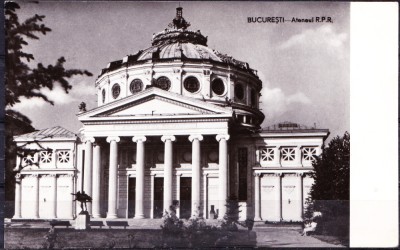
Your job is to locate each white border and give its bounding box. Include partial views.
[350,2,399,247]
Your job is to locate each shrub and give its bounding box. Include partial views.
[220,195,241,231]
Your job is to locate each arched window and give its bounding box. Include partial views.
[250,88,257,106]
[130,79,143,94]
[112,84,120,99]
[183,76,200,93]
[102,89,106,103]
[154,76,171,91]
[235,84,245,100]
[211,78,225,95]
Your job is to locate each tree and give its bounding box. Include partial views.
[4,2,92,216]
[306,132,350,239]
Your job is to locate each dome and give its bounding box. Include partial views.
[96,7,264,130]
[99,8,257,77]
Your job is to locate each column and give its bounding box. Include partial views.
[189,134,203,218]
[161,135,176,213]
[298,173,304,220]
[133,136,147,219]
[277,173,283,221]
[13,174,22,219]
[254,173,262,221]
[92,143,102,218]
[216,134,230,217]
[51,174,57,218]
[83,137,95,215]
[33,174,40,219]
[106,136,120,219]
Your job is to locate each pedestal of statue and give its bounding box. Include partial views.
[75,211,90,230]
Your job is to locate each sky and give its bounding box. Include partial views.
[12,1,350,140]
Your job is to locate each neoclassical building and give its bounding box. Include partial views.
[13,8,329,222]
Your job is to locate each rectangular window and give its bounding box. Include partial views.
[281,147,295,161]
[238,147,248,201]
[303,147,317,161]
[39,150,53,164]
[22,153,35,166]
[57,150,71,163]
[260,147,274,161]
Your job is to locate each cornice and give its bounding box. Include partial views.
[82,117,231,126]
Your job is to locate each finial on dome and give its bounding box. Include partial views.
[168,6,190,30]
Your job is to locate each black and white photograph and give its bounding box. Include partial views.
[2,1,398,248]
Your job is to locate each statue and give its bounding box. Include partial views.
[71,191,92,214]
[78,102,87,112]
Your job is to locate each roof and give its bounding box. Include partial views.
[14,126,77,141]
[98,7,258,78]
[261,122,330,134]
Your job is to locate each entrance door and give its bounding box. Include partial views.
[154,178,164,218]
[180,177,192,219]
[128,178,136,218]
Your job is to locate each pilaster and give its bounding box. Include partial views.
[13,173,23,219]
[253,173,262,221]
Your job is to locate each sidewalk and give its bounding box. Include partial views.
[254,227,344,247]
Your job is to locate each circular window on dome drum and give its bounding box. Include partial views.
[130,79,143,94]
[211,78,225,95]
[154,76,171,91]
[102,89,106,103]
[235,84,245,100]
[184,76,200,93]
[112,84,120,99]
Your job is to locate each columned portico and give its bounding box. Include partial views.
[161,135,176,213]
[133,136,147,219]
[83,137,95,215]
[189,134,203,217]
[216,134,229,217]
[106,136,120,219]
[92,143,102,218]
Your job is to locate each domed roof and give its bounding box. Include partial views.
[137,43,223,61]
[99,7,258,77]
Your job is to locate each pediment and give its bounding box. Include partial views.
[78,88,232,121]
[97,95,214,117]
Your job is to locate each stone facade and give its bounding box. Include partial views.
[13,7,329,221]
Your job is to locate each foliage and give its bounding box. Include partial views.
[221,195,241,231]
[5,2,92,108]
[306,132,350,238]
[160,201,254,248]
[160,204,184,235]
[4,1,92,214]
[42,227,57,249]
